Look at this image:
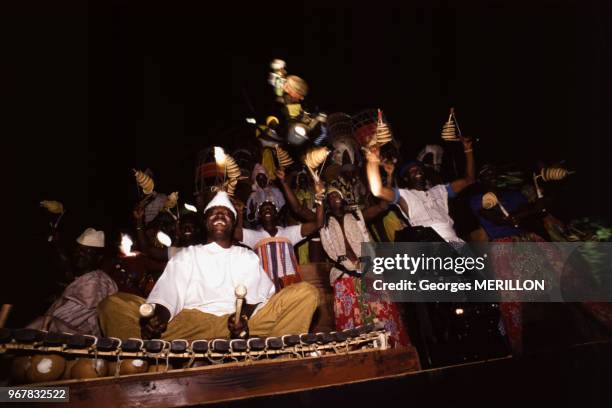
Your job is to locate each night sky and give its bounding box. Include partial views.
[5,0,611,323]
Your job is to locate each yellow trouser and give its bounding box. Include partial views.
[97,282,319,340]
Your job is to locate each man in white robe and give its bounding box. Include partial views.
[98,192,318,340]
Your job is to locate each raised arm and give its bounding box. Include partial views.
[361,198,390,223]
[277,168,316,222]
[299,180,325,237]
[383,159,395,188]
[231,198,246,242]
[133,202,169,261]
[449,137,475,194]
[365,147,397,202]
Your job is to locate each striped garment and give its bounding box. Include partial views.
[242,226,304,291]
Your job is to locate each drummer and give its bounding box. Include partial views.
[234,168,324,291]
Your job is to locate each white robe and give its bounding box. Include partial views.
[147,242,275,320]
[396,184,463,243]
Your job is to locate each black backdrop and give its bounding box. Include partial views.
[4,0,611,324]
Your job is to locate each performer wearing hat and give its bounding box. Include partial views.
[28,228,117,336]
[98,192,318,340]
[365,137,475,243]
[234,168,324,291]
[246,163,286,224]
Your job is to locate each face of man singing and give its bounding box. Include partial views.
[327,191,344,212]
[406,165,426,190]
[258,202,278,225]
[205,206,235,242]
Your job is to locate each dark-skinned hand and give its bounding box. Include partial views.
[227,314,249,339]
[140,304,170,339]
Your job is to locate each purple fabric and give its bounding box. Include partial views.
[27,270,118,336]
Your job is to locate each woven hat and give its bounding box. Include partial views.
[204,191,237,218]
[76,228,105,248]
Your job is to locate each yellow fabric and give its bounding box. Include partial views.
[261,148,277,181]
[286,103,302,118]
[297,241,309,265]
[97,282,318,340]
[383,211,405,242]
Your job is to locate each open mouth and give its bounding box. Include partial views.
[212,219,227,227]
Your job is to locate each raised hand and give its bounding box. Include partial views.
[459,135,473,152]
[364,146,381,163]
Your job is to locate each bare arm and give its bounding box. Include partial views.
[134,204,169,261]
[383,160,395,188]
[232,199,245,242]
[299,180,325,236]
[361,199,390,223]
[449,137,475,194]
[277,168,316,222]
[365,147,397,202]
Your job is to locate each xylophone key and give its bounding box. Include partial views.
[265,337,283,350]
[66,334,96,349]
[247,338,265,351]
[211,339,230,353]
[122,339,143,353]
[144,340,164,354]
[282,335,300,347]
[342,328,359,338]
[230,339,247,352]
[170,340,188,354]
[191,340,209,353]
[43,331,68,347]
[0,328,12,344]
[300,333,317,344]
[97,337,119,351]
[330,331,348,343]
[316,332,333,344]
[14,328,45,343]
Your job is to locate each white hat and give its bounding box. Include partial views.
[204,191,237,218]
[76,228,105,248]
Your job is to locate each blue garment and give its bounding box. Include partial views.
[470,190,527,240]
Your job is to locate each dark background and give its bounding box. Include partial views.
[4,0,611,324]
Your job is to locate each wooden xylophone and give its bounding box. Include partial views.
[0,324,390,384]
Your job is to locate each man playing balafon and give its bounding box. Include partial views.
[98,191,319,340]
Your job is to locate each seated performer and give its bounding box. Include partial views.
[365,138,475,243]
[28,228,118,336]
[98,191,319,340]
[234,168,324,291]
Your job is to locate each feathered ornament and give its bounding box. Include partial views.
[133,169,155,195]
[482,192,513,223]
[163,192,179,211]
[275,145,294,168]
[374,109,393,146]
[214,147,242,197]
[533,167,574,198]
[40,200,66,242]
[40,200,64,214]
[540,168,572,182]
[303,146,330,182]
[441,107,462,142]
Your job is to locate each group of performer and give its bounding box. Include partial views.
[26,60,611,359]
